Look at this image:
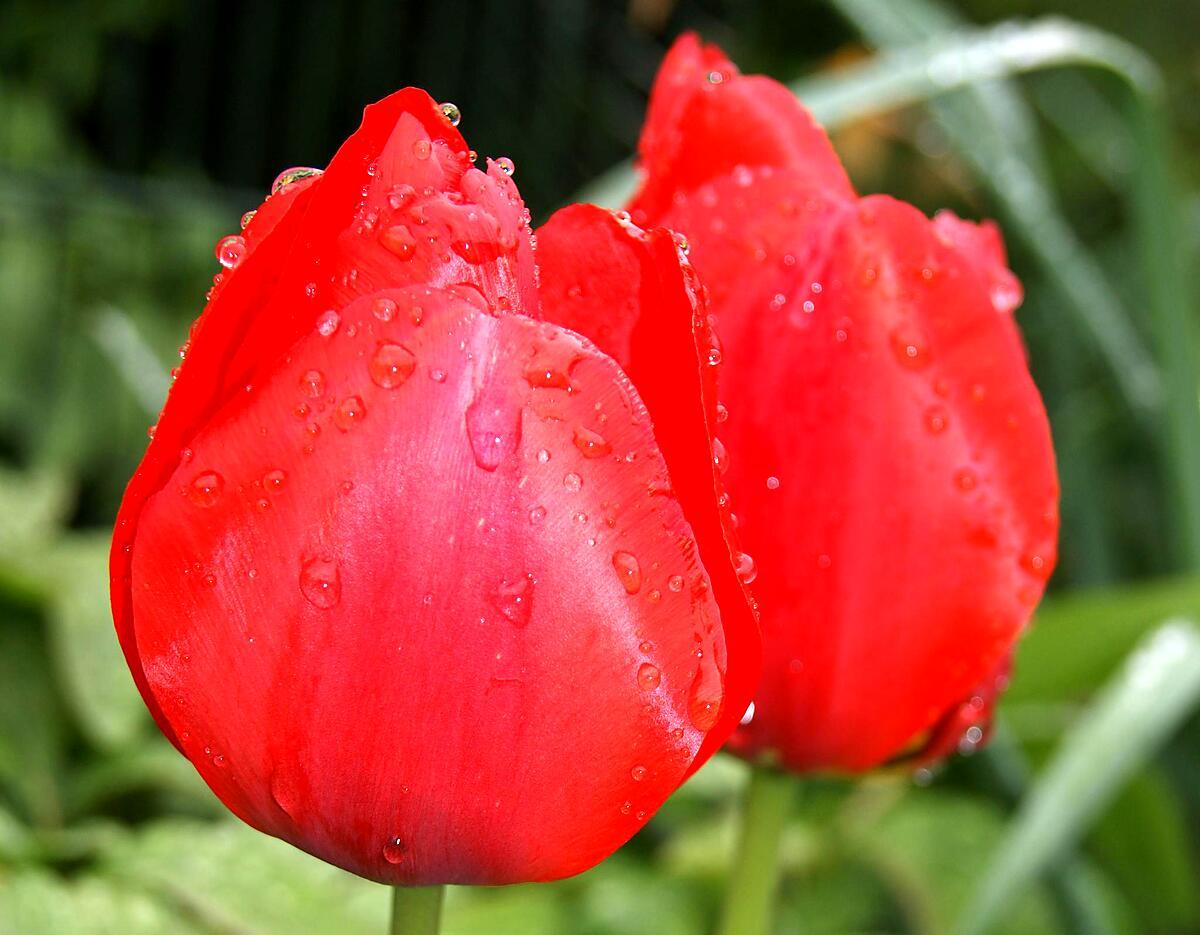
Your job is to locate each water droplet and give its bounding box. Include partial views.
[766,475,780,490]
[706,347,722,366]
[620,800,632,815]
[1019,552,1047,576]
[412,139,432,160]
[955,468,977,492]
[715,403,729,424]
[370,343,417,389]
[529,505,546,524]
[300,557,341,609]
[263,469,286,492]
[631,765,647,781]
[380,225,416,260]
[925,405,949,434]
[383,837,405,864]
[536,448,551,464]
[890,326,931,369]
[637,663,661,690]
[465,388,522,472]
[739,702,756,726]
[325,397,365,434]
[495,156,515,176]
[734,552,757,585]
[317,309,341,337]
[215,235,247,269]
[687,657,722,731]
[299,369,325,398]
[491,575,534,628]
[668,575,684,592]
[573,427,611,459]
[272,166,322,194]
[563,472,582,492]
[612,550,642,594]
[372,297,397,322]
[439,102,462,126]
[185,471,224,507]
[240,210,257,229]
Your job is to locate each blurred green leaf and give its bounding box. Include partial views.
[0,466,69,560]
[0,611,64,828]
[98,818,384,934]
[958,620,1200,934]
[42,533,147,750]
[0,867,191,935]
[1088,769,1199,931]
[1007,576,1200,705]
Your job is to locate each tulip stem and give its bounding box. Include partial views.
[389,885,444,935]
[717,763,796,935]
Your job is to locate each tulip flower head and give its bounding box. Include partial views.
[111,89,759,885]
[627,36,1059,774]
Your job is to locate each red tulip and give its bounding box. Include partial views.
[110,88,759,884]
[624,36,1059,773]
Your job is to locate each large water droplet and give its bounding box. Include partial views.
[369,344,417,389]
[573,427,611,459]
[563,472,582,492]
[734,552,757,585]
[300,557,341,608]
[383,837,405,864]
[687,656,723,731]
[317,309,341,337]
[612,550,642,594]
[637,662,661,690]
[215,235,247,269]
[272,166,322,194]
[439,102,462,126]
[465,385,522,472]
[185,471,223,507]
[380,225,416,260]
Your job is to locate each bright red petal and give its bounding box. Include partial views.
[114,90,756,884]
[537,204,761,774]
[702,195,1058,771]
[630,33,854,225]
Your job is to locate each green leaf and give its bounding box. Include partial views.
[1088,769,1199,931]
[0,467,70,560]
[98,818,385,934]
[0,868,193,935]
[1006,576,1200,705]
[42,533,148,750]
[957,620,1200,934]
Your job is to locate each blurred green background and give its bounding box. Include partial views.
[1,0,1199,932]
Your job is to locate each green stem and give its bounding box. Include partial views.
[389,886,445,935]
[717,764,796,935]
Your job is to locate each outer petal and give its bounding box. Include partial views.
[630,33,853,225]
[632,38,1058,773]
[114,90,756,883]
[704,195,1058,771]
[536,204,761,773]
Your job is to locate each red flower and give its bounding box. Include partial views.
[110,89,758,884]
[625,37,1059,773]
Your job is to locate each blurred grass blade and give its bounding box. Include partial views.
[824,1,1200,571]
[956,620,1200,934]
[813,6,1160,418]
[90,305,169,418]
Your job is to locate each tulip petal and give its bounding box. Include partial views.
[702,195,1058,771]
[536,204,761,772]
[630,33,853,224]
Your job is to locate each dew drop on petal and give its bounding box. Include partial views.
[573,427,611,459]
[300,557,341,609]
[563,472,582,492]
[637,663,661,690]
[439,102,462,126]
[369,344,417,389]
[215,235,247,269]
[271,166,322,194]
[612,550,642,594]
[317,310,341,337]
[333,396,367,431]
[186,471,223,507]
[383,837,405,864]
